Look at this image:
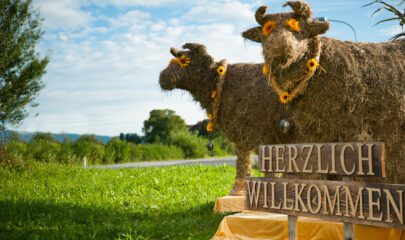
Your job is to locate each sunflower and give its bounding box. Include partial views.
[206,122,214,132]
[262,64,269,75]
[217,66,226,75]
[279,92,291,104]
[284,18,300,32]
[211,90,217,98]
[306,58,319,72]
[262,21,277,37]
[177,54,191,68]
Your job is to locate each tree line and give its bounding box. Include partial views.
[1,109,235,167]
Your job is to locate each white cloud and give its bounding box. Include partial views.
[183,1,254,25]
[88,0,189,8]
[379,25,403,37]
[17,0,264,136]
[109,10,152,30]
[33,0,92,30]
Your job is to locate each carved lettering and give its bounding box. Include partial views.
[357,143,375,176]
[340,144,356,175]
[367,187,383,221]
[294,183,308,212]
[287,145,300,173]
[302,145,314,173]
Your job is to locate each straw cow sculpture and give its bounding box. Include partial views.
[160,1,405,195]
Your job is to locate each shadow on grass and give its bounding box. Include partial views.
[0,199,230,240]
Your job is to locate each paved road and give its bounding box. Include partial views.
[90,156,258,169]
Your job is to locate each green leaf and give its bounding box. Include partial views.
[374,17,401,26]
[390,31,405,40]
[371,7,384,18]
[362,0,380,8]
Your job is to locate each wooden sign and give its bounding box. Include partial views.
[259,142,386,177]
[245,177,405,229]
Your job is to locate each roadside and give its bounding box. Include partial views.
[90,155,258,169]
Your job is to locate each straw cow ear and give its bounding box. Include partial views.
[170,47,179,57]
[182,43,207,55]
[242,27,262,43]
[283,1,312,20]
[308,20,330,37]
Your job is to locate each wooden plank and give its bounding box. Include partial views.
[244,177,405,229]
[342,176,354,240]
[259,142,386,177]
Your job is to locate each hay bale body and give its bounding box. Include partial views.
[220,38,405,181]
[238,0,405,191]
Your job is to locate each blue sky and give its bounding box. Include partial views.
[13,0,403,136]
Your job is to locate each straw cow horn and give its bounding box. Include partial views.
[170,47,179,57]
[255,6,267,25]
[283,1,312,19]
[182,43,207,55]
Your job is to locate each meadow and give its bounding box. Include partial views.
[0,163,241,239]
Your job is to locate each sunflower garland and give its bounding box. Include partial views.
[211,90,217,98]
[206,62,227,132]
[262,64,269,75]
[217,66,226,75]
[306,58,319,72]
[266,38,322,105]
[279,92,291,104]
[262,20,277,37]
[284,18,300,32]
[171,54,191,68]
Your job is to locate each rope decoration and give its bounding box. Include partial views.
[207,60,228,132]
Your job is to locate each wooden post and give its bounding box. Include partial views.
[287,174,297,240]
[288,215,297,240]
[343,176,354,240]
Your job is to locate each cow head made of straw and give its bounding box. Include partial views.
[159,43,216,92]
[242,1,329,72]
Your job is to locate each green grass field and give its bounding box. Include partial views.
[0,163,241,239]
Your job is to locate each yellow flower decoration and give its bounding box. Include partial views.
[207,113,213,121]
[262,65,269,75]
[306,58,319,72]
[262,21,277,37]
[178,54,191,67]
[217,66,226,75]
[279,92,291,104]
[211,90,217,98]
[284,18,300,32]
[206,122,214,132]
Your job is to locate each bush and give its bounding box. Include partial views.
[73,135,105,165]
[104,138,129,164]
[27,133,61,163]
[212,136,235,156]
[134,144,184,161]
[3,140,27,166]
[168,130,206,158]
[58,139,79,164]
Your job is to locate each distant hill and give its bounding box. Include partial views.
[4,130,113,144]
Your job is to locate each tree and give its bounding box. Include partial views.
[0,0,49,133]
[124,133,142,144]
[142,109,188,143]
[364,0,405,39]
